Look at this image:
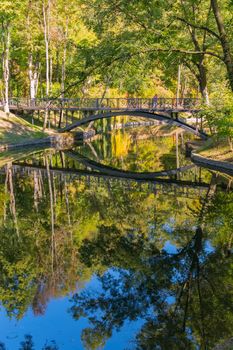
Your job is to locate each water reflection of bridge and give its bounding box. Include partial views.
[0,160,212,199]
[65,151,195,179]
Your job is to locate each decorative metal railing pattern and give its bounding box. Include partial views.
[1,97,202,111]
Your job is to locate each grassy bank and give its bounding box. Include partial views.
[0,111,47,145]
[197,137,233,163]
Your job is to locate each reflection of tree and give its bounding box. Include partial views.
[0,158,85,318]
[0,334,59,350]
[19,335,34,350]
[80,130,190,173]
[204,191,233,256]
[0,163,200,322]
[4,163,19,236]
[0,154,211,320]
[70,187,233,350]
[0,148,232,349]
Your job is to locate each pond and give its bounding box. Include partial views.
[0,126,232,350]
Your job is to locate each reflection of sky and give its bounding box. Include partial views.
[163,240,178,254]
[162,218,175,235]
[205,240,215,253]
[0,273,144,350]
[0,297,86,349]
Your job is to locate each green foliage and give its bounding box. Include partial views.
[198,97,233,141]
[1,0,232,108]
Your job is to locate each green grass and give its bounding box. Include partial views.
[197,136,233,162]
[0,111,47,145]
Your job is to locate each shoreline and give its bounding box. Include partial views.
[0,131,96,152]
[1,113,232,176]
[0,110,93,152]
[191,151,233,175]
[1,136,233,176]
[0,136,53,151]
[190,137,233,175]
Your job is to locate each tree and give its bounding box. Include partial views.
[19,335,34,350]
[210,0,233,91]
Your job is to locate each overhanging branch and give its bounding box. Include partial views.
[175,16,221,41]
[56,45,223,98]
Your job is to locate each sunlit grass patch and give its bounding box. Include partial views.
[0,111,46,145]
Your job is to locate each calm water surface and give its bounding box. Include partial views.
[0,127,232,350]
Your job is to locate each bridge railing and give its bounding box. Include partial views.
[6,97,202,110]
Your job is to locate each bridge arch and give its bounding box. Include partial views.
[59,110,207,139]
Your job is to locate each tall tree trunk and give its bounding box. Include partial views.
[27,1,39,104]
[49,56,53,93]
[176,64,182,101]
[55,48,59,82]
[29,55,35,100]
[58,19,68,128]
[43,0,50,130]
[43,1,50,97]
[211,0,233,91]
[197,58,210,105]
[2,22,10,114]
[190,29,209,104]
[61,20,68,96]
[28,54,39,103]
[180,1,210,105]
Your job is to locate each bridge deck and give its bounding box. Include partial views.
[8,106,200,113]
[2,97,202,112]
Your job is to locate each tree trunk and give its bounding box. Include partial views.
[58,19,68,128]
[43,1,50,97]
[176,64,182,101]
[29,54,35,100]
[27,1,39,105]
[190,29,209,104]
[197,58,210,105]
[179,1,210,105]
[49,56,53,93]
[43,0,50,130]
[211,0,233,91]
[2,23,10,114]
[28,54,40,104]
